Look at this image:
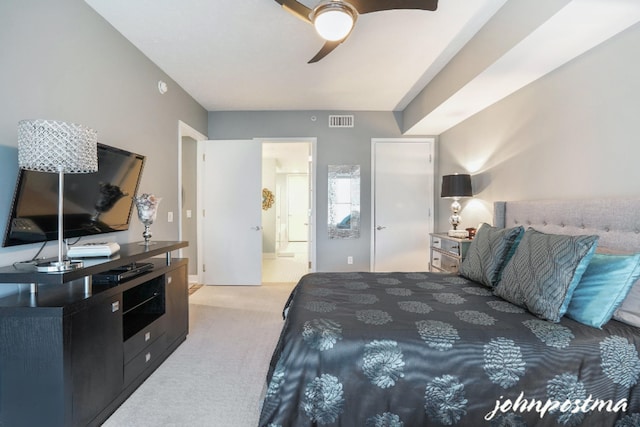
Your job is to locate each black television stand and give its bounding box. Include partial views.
[0,241,189,427]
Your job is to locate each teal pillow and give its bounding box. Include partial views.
[459,223,524,288]
[494,229,599,322]
[566,253,640,328]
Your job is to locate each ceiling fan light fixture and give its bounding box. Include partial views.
[312,1,357,42]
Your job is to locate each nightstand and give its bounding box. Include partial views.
[430,233,472,274]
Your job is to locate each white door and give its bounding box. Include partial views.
[372,139,434,272]
[200,140,262,285]
[287,174,309,242]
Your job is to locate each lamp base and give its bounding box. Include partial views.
[34,259,84,273]
[448,229,469,238]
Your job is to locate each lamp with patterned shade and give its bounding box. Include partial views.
[441,173,473,237]
[17,119,98,272]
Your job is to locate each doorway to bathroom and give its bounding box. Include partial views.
[261,140,313,283]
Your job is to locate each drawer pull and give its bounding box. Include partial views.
[111,301,120,313]
[145,331,151,342]
[145,352,151,363]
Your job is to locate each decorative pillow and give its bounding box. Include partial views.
[614,281,640,328]
[566,253,640,328]
[590,248,640,327]
[494,229,599,322]
[459,223,524,288]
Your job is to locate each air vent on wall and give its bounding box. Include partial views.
[329,115,354,128]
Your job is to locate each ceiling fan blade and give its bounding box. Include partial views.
[275,0,312,23]
[349,0,438,14]
[308,40,343,63]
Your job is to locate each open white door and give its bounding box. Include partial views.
[372,139,434,272]
[200,140,262,285]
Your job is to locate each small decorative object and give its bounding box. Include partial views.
[441,173,473,238]
[134,193,161,245]
[262,188,275,210]
[466,227,477,239]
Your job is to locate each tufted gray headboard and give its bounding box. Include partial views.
[493,199,640,253]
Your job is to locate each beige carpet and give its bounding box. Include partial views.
[101,282,296,427]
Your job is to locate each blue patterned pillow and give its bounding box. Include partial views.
[566,253,640,328]
[459,223,524,288]
[494,229,599,322]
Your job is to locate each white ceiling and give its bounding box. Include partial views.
[84,0,507,112]
[84,0,640,135]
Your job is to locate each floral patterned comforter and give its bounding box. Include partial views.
[259,272,640,427]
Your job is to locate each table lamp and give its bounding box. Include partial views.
[441,173,472,238]
[18,119,98,273]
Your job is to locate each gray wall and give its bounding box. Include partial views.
[436,22,640,231]
[0,0,208,270]
[208,111,411,271]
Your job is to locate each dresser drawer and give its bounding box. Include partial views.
[430,233,472,273]
[431,251,442,269]
[124,333,167,386]
[431,250,461,274]
[123,316,165,363]
[439,254,461,274]
[440,238,463,256]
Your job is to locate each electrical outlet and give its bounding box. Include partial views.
[167,211,173,222]
[347,256,353,265]
[186,209,192,218]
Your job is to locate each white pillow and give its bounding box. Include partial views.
[613,281,640,327]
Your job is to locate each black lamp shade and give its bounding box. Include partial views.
[441,174,472,198]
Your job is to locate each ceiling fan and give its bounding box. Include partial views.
[275,0,439,63]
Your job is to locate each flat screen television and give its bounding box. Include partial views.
[2,143,145,247]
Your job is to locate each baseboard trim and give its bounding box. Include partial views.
[277,252,295,258]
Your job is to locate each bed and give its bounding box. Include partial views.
[259,199,640,426]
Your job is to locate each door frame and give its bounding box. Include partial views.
[257,137,317,273]
[370,138,435,272]
[177,120,207,285]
